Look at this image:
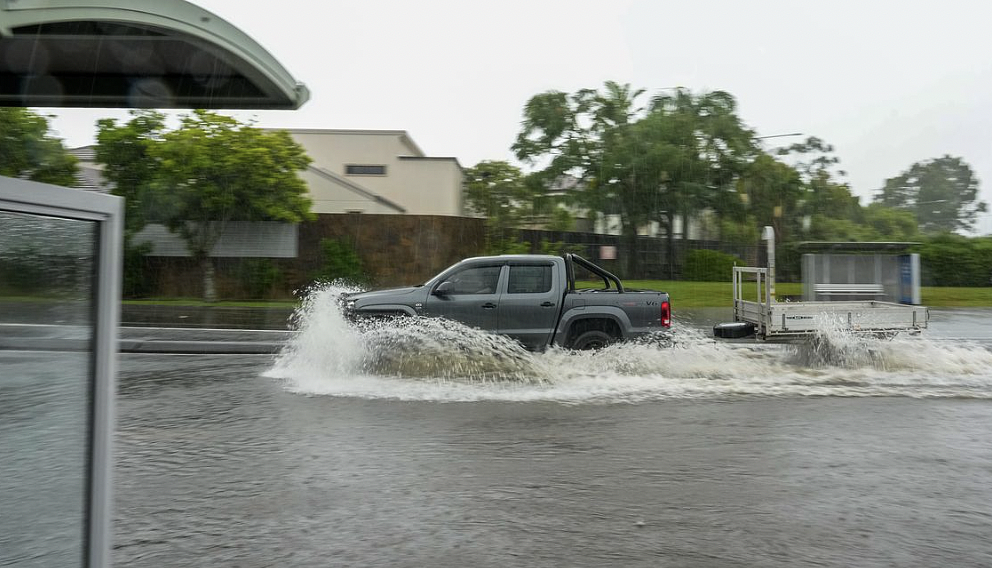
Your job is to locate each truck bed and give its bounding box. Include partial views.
[736,299,929,341]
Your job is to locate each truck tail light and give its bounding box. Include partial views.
[661,300,671,328]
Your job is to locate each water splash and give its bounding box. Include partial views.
[271,282,366,379]
[788,314,892,369]
[266,284,992,402]
[357,316,547,383]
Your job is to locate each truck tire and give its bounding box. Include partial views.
[570,330,615,350]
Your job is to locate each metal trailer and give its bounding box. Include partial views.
[730,266,929,341]
[717,227,930,342]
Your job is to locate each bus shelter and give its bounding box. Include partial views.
[799,242,922,305]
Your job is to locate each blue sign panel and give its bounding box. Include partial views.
[899,254,913,304]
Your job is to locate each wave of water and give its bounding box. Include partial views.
[265,285,992,402]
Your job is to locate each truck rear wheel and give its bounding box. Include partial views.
[570,330,615,350]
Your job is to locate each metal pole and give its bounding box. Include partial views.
[762,225,775,302]
[732,267,738,320]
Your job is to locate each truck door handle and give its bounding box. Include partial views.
[541,301,556,307]
[481,303,497,309]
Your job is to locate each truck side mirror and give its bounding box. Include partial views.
[433,281,454,296]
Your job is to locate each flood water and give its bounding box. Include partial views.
[114,356,992,567]
[104,288,992,567]
[6,287,992,566]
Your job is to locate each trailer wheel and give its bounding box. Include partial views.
[570,330,615,350]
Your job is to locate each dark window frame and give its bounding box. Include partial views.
[345,164,387,176]
[507,264,554,294]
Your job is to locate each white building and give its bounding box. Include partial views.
[70,128,465,217]
[68,146,111,193]
[279,129,464,216]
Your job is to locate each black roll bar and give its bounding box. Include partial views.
[564,253,625,292]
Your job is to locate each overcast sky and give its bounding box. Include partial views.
[47,0,992,234]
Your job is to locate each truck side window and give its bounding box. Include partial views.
[441,265,501,295]
[507,265,552,294]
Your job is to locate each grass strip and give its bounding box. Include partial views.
[6,284,988,308]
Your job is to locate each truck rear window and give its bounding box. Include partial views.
[507,265,552,294]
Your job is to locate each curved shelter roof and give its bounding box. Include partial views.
[796,241,921,253]
[0,0,309,109]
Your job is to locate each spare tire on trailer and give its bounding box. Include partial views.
[713,322,756,339]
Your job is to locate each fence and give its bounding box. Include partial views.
[516,228,761,280]
[124,215,769,298]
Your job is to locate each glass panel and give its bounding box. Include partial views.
[0,210,96,568]
[508,265,552,294]
[442,265,501,295]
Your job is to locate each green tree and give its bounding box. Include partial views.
[917,233,992,286]
[682,249,745,281]
[602,111,685,275]
[737,153,803,243]
[514,83,756,276]
[464,160,535,253]
[808,178,862,225]
[546,207,575,232]
[861,203,919,241]
[648,89,757,244]
[314,238,366,284]
[513,82,754,274]
[0,108,78,186]
[805,215,875,241]
[774,136,871,242]
[776,137,856,220]
[875,155,988,233]
[95,110,166,236]
[151,110,313,301]
[95,111,169,297]
[775,136,844,181]
[513,82,650,272]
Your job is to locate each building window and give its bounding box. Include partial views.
[345,164,387,176]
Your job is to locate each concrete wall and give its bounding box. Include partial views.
[133,214,485,298]
[298,214,485,287]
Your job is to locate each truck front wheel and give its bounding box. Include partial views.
[570,330,615,350]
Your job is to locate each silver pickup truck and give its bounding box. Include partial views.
[342,254,671,350]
